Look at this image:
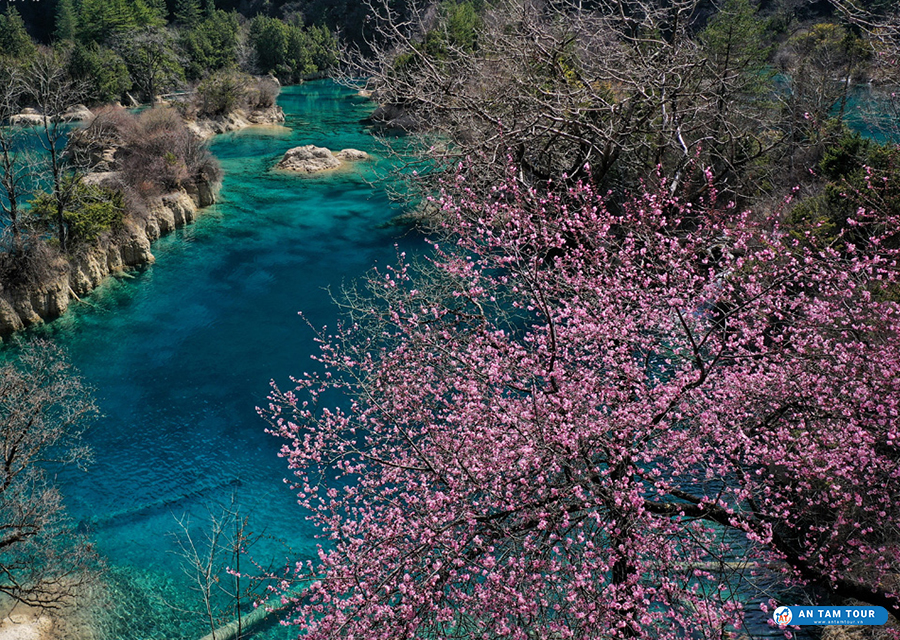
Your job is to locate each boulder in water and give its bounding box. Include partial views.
[276,145,370,174]
[276,145,342,173]
[335,148,369,161]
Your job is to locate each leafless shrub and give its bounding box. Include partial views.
[190,71,281,118]
[246,76,280,109]
[196,71,250,118]
[0,238,65,288]
[79,105,133,148]
[176,97,200,122]
[114,107,221,198]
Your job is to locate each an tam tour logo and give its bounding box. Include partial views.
[771,606,888,626]
[773,607,793,626]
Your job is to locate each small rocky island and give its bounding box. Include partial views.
[276,145,369,173]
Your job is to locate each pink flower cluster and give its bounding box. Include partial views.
[264,168,900,639]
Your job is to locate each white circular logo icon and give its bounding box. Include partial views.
[773,606,792,626]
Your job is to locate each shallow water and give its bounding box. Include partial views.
[27,81,418,638]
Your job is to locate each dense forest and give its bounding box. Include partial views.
[1,0,337,97]
[7,0,393,61]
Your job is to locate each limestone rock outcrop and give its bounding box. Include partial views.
[184,180,217,208]
[186,106,286,141]
[58,104,94,123]
[9,105,94,126]
[9,109,45,127]
[0,184,210,338]
[81,170,122,190]
[276,145,342,173]
[335,148,369,161]
[276,145,369,173]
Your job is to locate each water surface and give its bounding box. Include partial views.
[31,81,416,638]
[27,78,880,638]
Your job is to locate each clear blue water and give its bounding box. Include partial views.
[24,81,419,638]
[845,86,899,145]
[15,79,883,637]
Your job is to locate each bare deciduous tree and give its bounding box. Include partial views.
[24,49,90,255]
[345,0,793,202]
[171,501,271,640]
[0,60,29,256]
[0,339,98,608]
[832,0,900,143]
[345,0,899,208]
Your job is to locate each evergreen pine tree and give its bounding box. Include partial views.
[55,0,79,41]
[0,8,36,59]
[77,0,164,44]
[174,0,202,27]
[78,0,134,42]
[145,0,169,22]
[104,0,139,35]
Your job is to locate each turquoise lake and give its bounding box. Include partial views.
[19,79,885,637]
[28,81,420,638]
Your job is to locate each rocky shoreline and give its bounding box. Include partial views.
[0,185,215,336]
[10,101,286,143]
[0,101,290,338]
[185,105,286,141]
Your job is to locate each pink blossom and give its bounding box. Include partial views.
[263,166,900,639]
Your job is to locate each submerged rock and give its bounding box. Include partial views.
[0,611,53,640]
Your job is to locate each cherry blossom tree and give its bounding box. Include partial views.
[264,166,900,639]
